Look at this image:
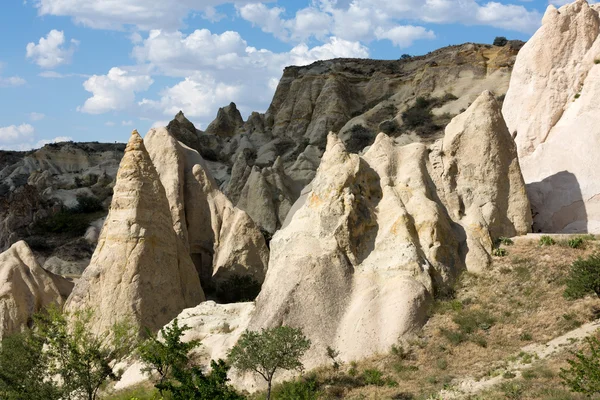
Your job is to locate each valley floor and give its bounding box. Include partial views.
[109,235,600,400]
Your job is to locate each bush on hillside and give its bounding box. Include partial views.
[493,36,508,47]
[564,253,600,299]
[561,336,600,396]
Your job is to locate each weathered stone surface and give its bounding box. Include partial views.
[0,241,72,339]
[438,91,531,272]
[249,91,530,368]
[503,0,600,233]
[145,128,269,289]
[64,131,204,335]
[205,102,244,137]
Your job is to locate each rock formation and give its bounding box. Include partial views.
[249,91,530,366]
[144,128,269,291]
[64,131,204,335]
[503,0,600,233]
[205,102,245,137]
[0,241,73,339]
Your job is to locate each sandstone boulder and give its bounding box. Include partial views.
[503,0,600,233]
[0,241,73,339]
[64,131,204,335]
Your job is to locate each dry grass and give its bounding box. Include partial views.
[291,237,600,399]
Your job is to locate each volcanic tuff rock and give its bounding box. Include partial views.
[64,131,204,335]
[503,0,600,233]
[145,128,269,289]
[248,91,530,367]
[0,241,73,339]
[160,42,522,234]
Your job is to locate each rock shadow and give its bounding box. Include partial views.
[527,170,587,233]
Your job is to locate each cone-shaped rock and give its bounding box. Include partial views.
[65,131,204,335]
[249,90,531,368]
[0,241,72,339]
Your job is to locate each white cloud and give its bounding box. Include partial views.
[29,112,45,121]
[375,25,436,48]
[26,30,78,69]
[121,120,134,126]
[0,63,26,87]
[0,76,26,87]
[134,30,368,125]
[79,67,153,114]
[36,136,73,147]
[0,124,35,143]
[35,0,271,30]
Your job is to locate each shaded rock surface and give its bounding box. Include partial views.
[0,241,73,339]
[503,0,600,233]
[144,128,269,294]
[64,131,204,335]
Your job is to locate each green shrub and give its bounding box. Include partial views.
[362,369,385,386]
[497,237,514,246]
[453,309,495,334]
[271,376,319,400]
[493,36,508,47]
[519,332,533,341]
[564,253,600,299]
[568,237,585,249]
[440,328,467,345]
[139,319,243,400]
[539,235,556,246]
[493,248,508,257]
[575,93,581,99]
[400,54,412,60]
[73,193,104,213]
[345,124,375,153]
[595,59,600,65]
[561,337,600,396]
[215,275,262,303]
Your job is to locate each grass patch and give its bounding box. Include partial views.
[540,235,556,246]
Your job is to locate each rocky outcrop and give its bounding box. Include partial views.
[145,128,269,291]
[205,102,244,137]
[64,131,204,335]
[503,0,600,233]
[237,158,298,235]
[249,91,530,367]
[0,241,73,339]
[167,111,201,152]
[438,91,531,272]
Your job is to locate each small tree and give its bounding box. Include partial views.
[560,336,600,395]
[139,319,243,400]
[0,331,63,400]
[35,306,138,400]
[326,346,341,371]
[493,36,508,46]
[564,253,600,299]
[228,326,311,400]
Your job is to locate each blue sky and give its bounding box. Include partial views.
[0,0,578,149]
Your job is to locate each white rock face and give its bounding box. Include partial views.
[249,92,530,367]
[144,128,269,288]
[64,131,205,335]
[0,241,73,339]
[503,0,600,233]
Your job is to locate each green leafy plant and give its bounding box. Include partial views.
[35,306,138,400]
[561,337,600,396]
[594,59,600,64]
[362,369,385,386]
[139,319,242,400]
[228,326,311,400]
[497,237,514,246]
[539,235,556,246]
[568,237,585,249]
[271,376,319,400]
[493,36,508,46]
[493,248,508,257]
[326,346,341,371]
[564,253,600,299]
[0,331,62,400]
